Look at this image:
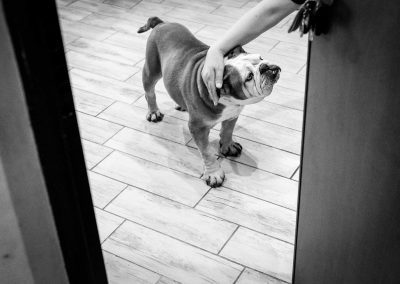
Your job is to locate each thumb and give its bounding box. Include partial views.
[215,68,223,89]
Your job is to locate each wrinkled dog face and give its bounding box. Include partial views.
[219,53,281,106]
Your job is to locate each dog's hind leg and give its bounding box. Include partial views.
[142,48,164,122]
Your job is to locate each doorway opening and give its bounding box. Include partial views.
[57,0,307,282]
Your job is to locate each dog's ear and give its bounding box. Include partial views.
[225,46,247,59]
[217,65,247,100]
[217,65,238,97]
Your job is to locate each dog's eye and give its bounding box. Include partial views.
[259,56,263,60]
[246,73,254,82]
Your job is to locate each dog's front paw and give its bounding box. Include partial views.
[146,110,164,122]
[220,141,242,157]
[203,168,225,188]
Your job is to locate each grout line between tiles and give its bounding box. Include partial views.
[217,225,240,255]
[232,267,245,284]
[102,197,295,247]
[102,184,129,210]
[106,99,302,156]
[101,126,125,145]
[95,101,120,118]
[89,149,114,171]
[239,113,302,132]
[102,219,126,245]
[90,142,297,211]
[290,165,300,180]
[101,248,188,284]
[192,186,212,208]
[103,218,292,283]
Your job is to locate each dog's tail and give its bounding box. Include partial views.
[137,17,164,33]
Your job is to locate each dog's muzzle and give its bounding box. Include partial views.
[259,63,281,80]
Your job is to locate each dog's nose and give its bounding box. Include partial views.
[259,63,281,75]
[269,65,281,73]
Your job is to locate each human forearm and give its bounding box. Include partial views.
[213,0,299,54]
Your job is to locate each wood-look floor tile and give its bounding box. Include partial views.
[270,41,308,61]
[88,171,126,208]
[211,5,252,19]
[103,0,141,9]
[67,38,144,66]
[265,53,305,74]
[56,0,77,7]
[194,25,228,40]
[236,268,286,284]
[59,19,115,40]
[93,151,208,207]
[261,26,308,45]
[244,39,279,56]
[69,69,143,103]
[298,64,307,76]
[81,139,113,169]
[106,186,238,252]
[276,71,306,93]
[242,1,260,9]
[70,1,139,19]
[76,112,122,144]
[80,13,146,35]
[161,15,206,34]
[161,0,220,13]
[61,32,79,45]
[125,72,169,95]
[265,86,304,111]
[98,102,192,144]
[242,101,303,131]
[105,127,203,176]
[103,221,243,284]
[58,6,92,21]
[188,131,299,178]
[156,277,180,284]
[103,251,160,284]
[66,50,139,81]
[104,32,147,53]
[165,8,236,28]
[203,0,248,8]
[72,88,114,116]
[220,227,294,283]
[94,207,124,242]
[130,1,176,17]
[196,187,296,243]
[292,168,299,181]
[134,90,189,121]
[220,159,298,211]
[233,115,302,155]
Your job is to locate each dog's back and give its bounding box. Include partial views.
[138,17,208,66]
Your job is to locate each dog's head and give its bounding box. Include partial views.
[218,46,281,106]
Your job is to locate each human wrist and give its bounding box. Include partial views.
[210,42,227,55]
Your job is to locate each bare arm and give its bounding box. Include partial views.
[202,0,299,105]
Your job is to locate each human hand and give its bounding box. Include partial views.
[201,46,225,105]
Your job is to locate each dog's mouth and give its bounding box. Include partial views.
[261,70,280,90]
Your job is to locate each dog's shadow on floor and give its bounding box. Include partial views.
[206,137,259,178]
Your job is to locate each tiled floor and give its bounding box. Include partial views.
[57,0,307,283]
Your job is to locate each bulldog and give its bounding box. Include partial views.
[138,17,281,187]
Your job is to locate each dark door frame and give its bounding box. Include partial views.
[2,0,107,282]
